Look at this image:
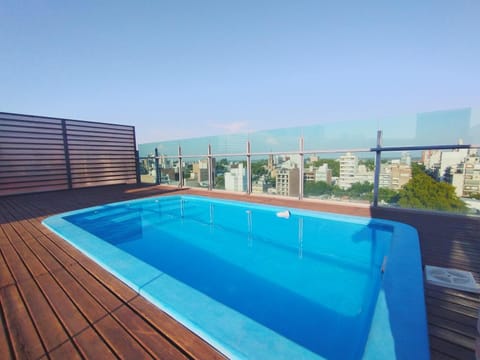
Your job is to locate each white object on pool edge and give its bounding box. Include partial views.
[276,210,291,219]
[425,265,480,293]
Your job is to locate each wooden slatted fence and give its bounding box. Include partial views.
[0,112,138,196]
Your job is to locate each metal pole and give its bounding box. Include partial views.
[298,136,304,200]
[135,150,141,184]
[132,126,141,185]
[208,144,213,191]
[246,140,252,194]
[178,145,183,188]
[373,130,382,207]
[61,119,73,189]
[154,147,160,185]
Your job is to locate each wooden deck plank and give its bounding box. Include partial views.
[95,315,153,359]
[16,277,70,353]
[0,184,479,359]
[0,303,14,360]
[112,303,190,360]
[35,271,91,337]
[73,326,117,359]
[0,249,15,288]
[0,284,46,358]
[47,340,83,360]
[128,296,227,360]
[0,241,33,283]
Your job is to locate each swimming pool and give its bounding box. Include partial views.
[43,195,429,359]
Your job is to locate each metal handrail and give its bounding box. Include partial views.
[139,137,478,207]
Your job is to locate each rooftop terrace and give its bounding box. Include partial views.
[0,184,479,359]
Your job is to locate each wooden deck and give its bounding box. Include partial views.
[0,184,479,359]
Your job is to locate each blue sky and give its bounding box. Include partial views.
[1,1,479,143]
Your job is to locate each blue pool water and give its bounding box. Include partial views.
[43,195,429,359]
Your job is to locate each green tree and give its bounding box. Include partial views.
[251,160,268,179]
[360,159,375,171]
[304,181,334,196]
[215,175,225,189]
[215,158,228,174]
[397,164,467,212]
[442,166,453,184]
[378,188,399,203]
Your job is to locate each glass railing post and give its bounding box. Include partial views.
[246,140,252,194]
[373,130,383,207]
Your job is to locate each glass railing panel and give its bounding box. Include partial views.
[182,157,209,189]
[377,148,480,215]
[139,157,156,184]
[250,156,275,196]
[250,128,303,153]
[380,107,479,147]
[250,153,301,198]
[303,152,374,204]
[213,156,247,193]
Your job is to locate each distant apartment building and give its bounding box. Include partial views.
[439,148,470,179]
[252,176,268,194]
[390,162,412,190]
[379,161,412,190]
[462,154,480,196]
[267,154,275,171]
[423,142,469,178]
[423,148,479,197]
[192,159,208,182]
[304,170,316,182]
[355,164,374,184]
[422,150,442,170]
[276,167,299,197]
[338,152,358,189]
[225,163,247,192]
[315,164,332,184]
[193,159,216,184]
[379,164,392,189]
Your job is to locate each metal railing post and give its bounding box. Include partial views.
[154,147,160,185]
[246,140,252,194]
[208,144,213,191]
[298,136,304,200]
[178,145,183,188]
[61,119,73,189]
[373,130,382,207]
[135,150,141,184]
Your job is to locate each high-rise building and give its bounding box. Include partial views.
[390,163,412,190]
[252,176,268,194]
[192,159,216,184]
[276,167,299,197]
[338,152,358,189]
[315,164,332,184]
[462,154,480,196]
[225,163,247,192]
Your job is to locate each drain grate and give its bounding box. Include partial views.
[425,266,480,293]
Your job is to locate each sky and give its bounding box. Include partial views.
[1,1,479,144]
